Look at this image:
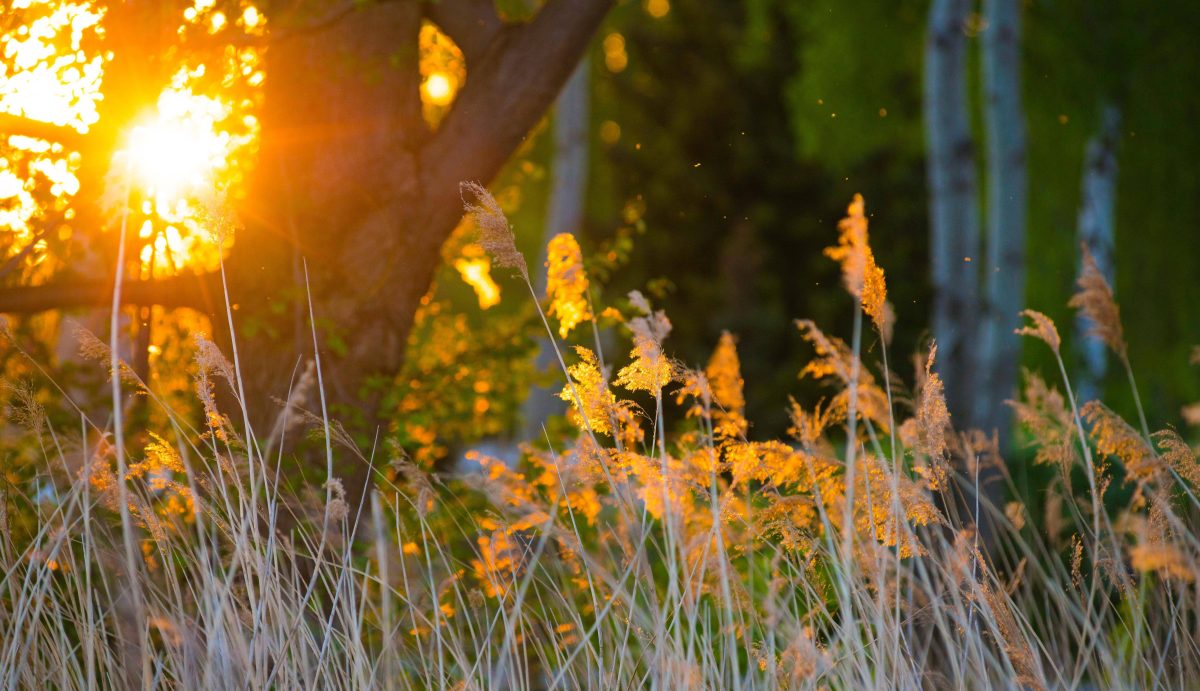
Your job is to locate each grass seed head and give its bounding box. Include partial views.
[460,181,528,279]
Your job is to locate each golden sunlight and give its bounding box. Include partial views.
[455,247,501,309]
[115,71,248,206]
[422,71,457,107]
[122,116,221,203]
[112,0,263,276]
[1,0,103,277]
[0,0,106,133]
[418,22,465,125]
[113,72,255,276]
[2,0,263,279]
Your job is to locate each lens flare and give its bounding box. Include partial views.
[119,87,235,203]
[422,72,457,106]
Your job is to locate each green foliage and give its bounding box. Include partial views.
[1023,0,1200,421]
[781,0,926,170]
[592,1,929,436]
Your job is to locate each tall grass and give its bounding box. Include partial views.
[0,190,1197,689]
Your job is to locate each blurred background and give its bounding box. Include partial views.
[3,0,1200,472]
[476,0,1200,444]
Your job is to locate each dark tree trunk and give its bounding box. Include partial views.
[227,0,428,436]
[0,0,615,494]
[222,0,614,492]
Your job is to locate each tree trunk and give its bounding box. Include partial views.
[521,58,590,446]
[223,0,613,492]
[1074,105,1121,404]
[226,0,427,441]
[924,0,981,424]
[975,0,1027,445]
[0,0,616,495]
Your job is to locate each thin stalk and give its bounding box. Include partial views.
[108,178,149,690]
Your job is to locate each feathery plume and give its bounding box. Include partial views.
[1154,429,1200,487]
[1069,244,1127,359]
[559,346,619,436]
[615,333,674,397]
[1008,371,1078,477]
[74,323,145,389]
[628,289,651,314]
[616,291,675,396]
[705,331,747,440]
[460,181,527,279]
[6,380,45,435]
[193,333,236,440]
[324,478,348,522]
[796,319,892,433]
[1015,309,1061,353]
[914,343,951,488]
[1082,401,1161,485]
[825,194,889,334]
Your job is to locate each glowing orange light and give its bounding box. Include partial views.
[454,254,500,309]
[645,0,670,18]
[422,72,457,106]
[241,6,262,30]
[603,33,627,72]
[116,82,241,206]
[123,121,216,199]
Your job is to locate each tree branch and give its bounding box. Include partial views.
[186,1,364,51]
[0,229,54,283]
[0,271,222,315]
[418,0,613,231]
[421,0,505,65]
[0,111,89,151]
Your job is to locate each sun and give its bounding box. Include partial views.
[422,71,458,107]
[110,68,257,276]
[119,87,234,204]
[124,120,217,201]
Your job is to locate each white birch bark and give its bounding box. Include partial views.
[521,58,591,445]
[924,0,981,419]
[1074,105,1121,404]
[975,0,1027,439]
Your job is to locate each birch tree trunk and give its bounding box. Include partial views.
[924,0,981,422]
[1074,105,1121,404]
[469,58,590,468]
[975,0,1027,442]
[521,59,591,445]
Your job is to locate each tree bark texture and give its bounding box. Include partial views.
[1074,105,1121,404]
[975,0,1027,441]
[0,0,615,487]
[520,58,590,446]
[924,0,981,425]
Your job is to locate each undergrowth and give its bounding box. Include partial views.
[0,188,1198,689]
